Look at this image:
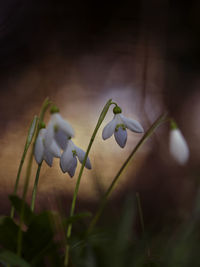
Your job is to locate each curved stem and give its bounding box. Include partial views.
[88,112,168,232]
[64,99,112,266]
[17,141,35,256]
[17,98,51,257]
[10,147,27,218]
[10,116,38,218]
[31,163,42,212]
[110,102,118,107]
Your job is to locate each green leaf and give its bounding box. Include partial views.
[0,250,30,267]
[23,211,55,261]
[97,99,112,127]
[26,116,38,147]
[30,243,63,267]
[9,195,35,225]
[0,216,20,251]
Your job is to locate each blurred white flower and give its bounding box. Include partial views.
[102,106,144,148]
[60,140,91,177]
[169,128,189,165]
[34,128,61,166]
[45,106,74,150]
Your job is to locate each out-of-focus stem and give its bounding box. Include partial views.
[136,192,151,257]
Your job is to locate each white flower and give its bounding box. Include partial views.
[34,128,61,166]
[60,140,91,177]
[45,112,74,150]
[102,108,144,148]
[169,128,189,165]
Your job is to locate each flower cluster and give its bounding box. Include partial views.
[34,105,91,177]
[34,103,145,177]
[34,101,189,178]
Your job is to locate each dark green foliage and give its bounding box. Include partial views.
[9,195,35,225]
[0,196,95,266]
[0,197,64,266]
[0,194,200,266]
[0,250,30,267]
[23,211,59,265]
[0,216,20,251]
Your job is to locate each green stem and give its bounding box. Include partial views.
[10,116,38,218]
[17,98,51,257]
[64,99,113,266]
[88,112,168,232]
[136,192,145,236]
[31,163,42,212]
[17,140,35,256]
[136,192,150,257]
[110,102,118,107]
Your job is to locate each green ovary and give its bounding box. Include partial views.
[115,124,126,131]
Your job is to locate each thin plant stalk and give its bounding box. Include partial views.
[16,129,36,256]
[17,98,51,257]
[31,163,42,211]
[10,115,38,218]
[88,112,168,232]
[136,192,145,237]
[29,97,52,211]
[136,192,151,257]
[64,99,113,266]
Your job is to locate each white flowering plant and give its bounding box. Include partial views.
[0,97,193,267]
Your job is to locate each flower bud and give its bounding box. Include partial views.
[169,127,189,165]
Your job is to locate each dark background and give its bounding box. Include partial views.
[0,0,200,119]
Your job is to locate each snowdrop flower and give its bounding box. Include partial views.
[60,139,91,177]
[34,123,61,166]
[45,105,74,150]
[102,105,144,148]
[169,121,189,165]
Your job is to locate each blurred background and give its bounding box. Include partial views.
[0,0,199,231]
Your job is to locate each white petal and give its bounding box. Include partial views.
[121,115,144,133]
[114,127,127,148]
[102,116,118,140]
[34,130,45,164]
[60,143,74,173]
[68,139,76,150]
[44,122,55,147]
[54,129,69,150]
[75,146,92,169]
[53,113,74,138]
[68,157,78,178]
[43,148,54,167]
[169,129,189,165]
[49,140,61,158]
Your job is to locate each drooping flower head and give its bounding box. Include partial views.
[60,139,91,177]
[169,120,189,165]
[45,105,75,150]
[102,105,144,148]
[34,122,61,166]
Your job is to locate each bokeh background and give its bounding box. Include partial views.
[0,0,199,231]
